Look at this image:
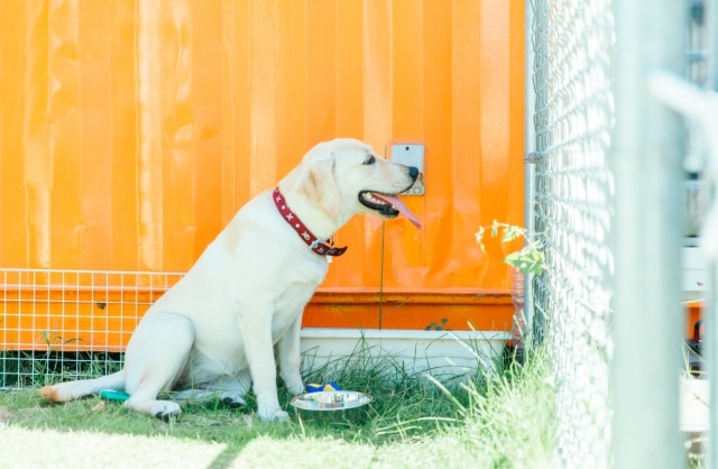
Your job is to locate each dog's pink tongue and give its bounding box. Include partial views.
[372,193,422,229]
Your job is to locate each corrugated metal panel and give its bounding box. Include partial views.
[0,0,524,334]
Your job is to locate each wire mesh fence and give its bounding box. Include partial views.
[0,269,183,388]
[530,0,615,467]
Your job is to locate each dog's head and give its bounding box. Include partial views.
[279,138,421,231]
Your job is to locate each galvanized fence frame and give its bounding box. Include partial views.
[527,0,700,467]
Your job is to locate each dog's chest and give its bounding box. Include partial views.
[271,281,319,332]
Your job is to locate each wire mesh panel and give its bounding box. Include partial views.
[531,1,615,467]
[0,269,183,388]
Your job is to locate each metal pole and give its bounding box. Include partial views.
[610,0,687,467]
[707,0,718,465]
[524,0,537,350]
[708,258,717,469]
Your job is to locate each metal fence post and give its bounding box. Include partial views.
[610,0,687,467]
[524,0,537,349]
[707,2,718,467]
[708,252,717,468]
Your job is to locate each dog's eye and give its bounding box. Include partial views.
[363,155,376,165]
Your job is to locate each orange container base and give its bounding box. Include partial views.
[303,289,512,332]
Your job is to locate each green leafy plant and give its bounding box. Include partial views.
[475,220,545,275]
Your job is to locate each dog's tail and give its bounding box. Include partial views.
[40,370,126,404]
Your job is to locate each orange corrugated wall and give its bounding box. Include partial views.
[0,0,524,334]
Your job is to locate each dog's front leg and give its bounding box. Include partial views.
[241,312,288,422]
[277,315,305,396]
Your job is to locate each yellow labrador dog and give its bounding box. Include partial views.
[41,138,420,421]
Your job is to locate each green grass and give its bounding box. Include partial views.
[0,348,556,469]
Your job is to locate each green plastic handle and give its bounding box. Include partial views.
[99,389,130,402]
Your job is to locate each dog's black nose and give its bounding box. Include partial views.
[408,166,419,180]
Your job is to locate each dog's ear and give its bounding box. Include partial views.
[298,154,341,219]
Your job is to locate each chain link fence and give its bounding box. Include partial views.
[529,0,714,466]
[530,1,615,467]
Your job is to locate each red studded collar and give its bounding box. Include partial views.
[273,188,348,257]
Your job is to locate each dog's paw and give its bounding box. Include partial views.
[273,410,290,422]
[259,409,290,422]
[287,383,305,396]
[152,401,182,421]
[280,369,305,396]
[221,392,247,409]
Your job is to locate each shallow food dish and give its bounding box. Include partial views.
[290,391,373,423]
[291,390,372,410]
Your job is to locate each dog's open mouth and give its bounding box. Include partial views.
[359,192,422,229]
